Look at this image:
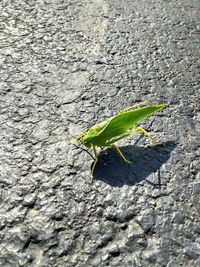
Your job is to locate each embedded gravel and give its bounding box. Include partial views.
[0,0,199,266]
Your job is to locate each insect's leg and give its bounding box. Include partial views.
[106,134,131,146]
[90,145,98,183]
[118,100,149,114]
[113,144,131,164]
[128,127,161,145]
[106,127,161,146]
[69,132,84,145]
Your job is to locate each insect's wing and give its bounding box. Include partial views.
[98,104,164,141]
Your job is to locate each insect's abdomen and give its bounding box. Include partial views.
[97,104,164,141]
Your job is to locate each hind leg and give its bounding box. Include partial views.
[128,127,161,145]
[106,127,161,146]
[112,144,131,164]
[118,101,149,114]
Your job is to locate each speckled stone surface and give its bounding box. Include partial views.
[0,0,199,266]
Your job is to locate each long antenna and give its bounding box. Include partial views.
[72,143,95,160]
[66,130,95,160]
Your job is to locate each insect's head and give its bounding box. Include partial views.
[81,134,92,148]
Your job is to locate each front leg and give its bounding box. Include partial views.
[69,132,85,145]
[90,145,98,183]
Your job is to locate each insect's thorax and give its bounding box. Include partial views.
[81,120,110,148]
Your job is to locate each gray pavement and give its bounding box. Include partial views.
[0,0,199,266]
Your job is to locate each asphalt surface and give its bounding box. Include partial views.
[0,0,199,266]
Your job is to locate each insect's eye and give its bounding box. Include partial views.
[82,137,91,148]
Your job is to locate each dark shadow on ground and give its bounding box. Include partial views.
[93,141,176,187]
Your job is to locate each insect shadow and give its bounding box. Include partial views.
[93,141,176,187]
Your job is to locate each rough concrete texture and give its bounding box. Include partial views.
[0,0,199,266]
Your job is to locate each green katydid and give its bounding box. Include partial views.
[70,101,165,182]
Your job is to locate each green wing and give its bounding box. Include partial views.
[98,104,164,141]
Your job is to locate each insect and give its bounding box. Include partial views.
[70,101,165,183]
